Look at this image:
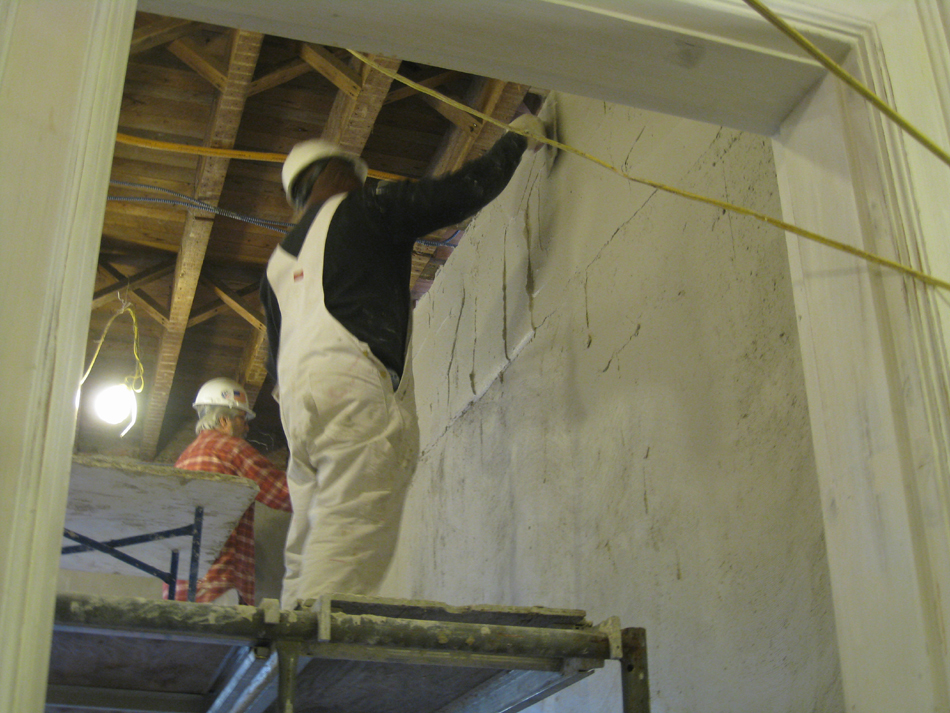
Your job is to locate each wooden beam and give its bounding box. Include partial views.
[322,55,402,156]
[200,274,266,332]
[97,262,171,328]
[141,29,263,459]
[187,283,258,328]
[300,44,362,98]
[129,18,195,55]
[91,257,176,309]
[247,58,311,97]
[384,71,459,104]
[167,36,228,92]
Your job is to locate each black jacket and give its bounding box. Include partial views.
[260,133,528,381]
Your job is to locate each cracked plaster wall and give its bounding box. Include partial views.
[383,93,843,712]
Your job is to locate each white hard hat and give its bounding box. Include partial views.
[193,377,256,420]
[281,139,369,203]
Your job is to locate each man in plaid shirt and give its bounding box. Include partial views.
[170,377,291,605]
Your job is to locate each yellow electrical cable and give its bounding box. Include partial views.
[114,132,407,181]
[742,0,950,170]
[347,50,950,293]
[81,300,145,392]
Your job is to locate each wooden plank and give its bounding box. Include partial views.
[129,17,194,55]
[167,36,228,93]
[300,44,362,98]
[91,258,176,309]
[140,30,263,460]
[322,55,401,156]
[385,71,459,104]
[247,58,312,97]
[200,274,266,332]
[63,454,257,577]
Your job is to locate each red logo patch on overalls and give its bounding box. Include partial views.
[293,270,304,282]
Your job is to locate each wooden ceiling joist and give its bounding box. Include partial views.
[300,44,362,98]
[140,29,264,459]
[129,18,195,55]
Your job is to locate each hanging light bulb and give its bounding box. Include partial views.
[81,299,145,437]
[94,383,136,424]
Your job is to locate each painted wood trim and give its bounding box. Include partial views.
[0,2,138,710]
[773,3,950,707]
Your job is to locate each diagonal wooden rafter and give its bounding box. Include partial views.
[92,257,176,310]
[167,36,228,92]
[248,58,311,97]
[187,282,259,328]
[96,262,172,328]
[300,44,362,98]
[129,17,195,55]
[200,274,265,332]
[385,71,460,105]
[140,29,263,459]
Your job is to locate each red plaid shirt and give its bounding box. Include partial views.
[171,429,291,605]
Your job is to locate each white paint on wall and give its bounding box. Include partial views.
[386,94,842,712]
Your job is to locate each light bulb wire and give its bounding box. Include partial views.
[80,296,145,435]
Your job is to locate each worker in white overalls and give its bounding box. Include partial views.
[261,115,546,607]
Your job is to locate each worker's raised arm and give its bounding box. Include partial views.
[364,130,531,243]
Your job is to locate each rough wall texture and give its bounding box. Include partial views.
[383,93,843,712]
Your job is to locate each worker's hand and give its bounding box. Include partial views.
[508,114,546,152]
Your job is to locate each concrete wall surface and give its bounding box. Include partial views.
[383,93,843,712]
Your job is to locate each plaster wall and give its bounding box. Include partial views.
[383,94,842,712]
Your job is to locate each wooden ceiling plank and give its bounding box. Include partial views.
[384,71,460,105]
[91,257,176,309]
[97,262,171,327]
[300,44,362,99]
[200,274,266,332]
[129,18,195,55]
[141,29,264,459]
[322,55,402,155]
[167,36,229,93]
[247,58,312,97]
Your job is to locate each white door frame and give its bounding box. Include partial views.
[3,1,948,709]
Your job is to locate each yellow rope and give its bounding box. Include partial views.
[348,50,950,292]
[742,0,950,170]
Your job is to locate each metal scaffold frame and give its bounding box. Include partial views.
[52,593,650,713]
